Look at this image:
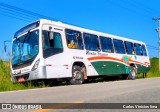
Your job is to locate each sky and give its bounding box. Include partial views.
[0,0,159,59]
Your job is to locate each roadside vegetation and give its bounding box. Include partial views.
[0,59,47,91]
[137,57,160,78]
[147,57,160,77]
[0,57,159,92]
[0,59,24,91]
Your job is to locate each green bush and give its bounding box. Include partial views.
[147,57,160,78]
[0,59,47,92]
[0,59,27,91]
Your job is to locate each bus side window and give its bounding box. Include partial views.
[53,32,63,48]
[142,44,147,56]
[65,29,83,49]
[100,36,114,53]
[42,30,50,50]
[125,41,134,55]
[83,33,100,51]
[113,39,125,54]
[42,31,63,50]
[134,43,142,55]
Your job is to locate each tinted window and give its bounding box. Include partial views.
[12,30,39,66]
[134,43,142,55]
[42,31,63,50]
[54,33,63,48]
[83,33,100,51]
[43,31,50,50]
[42,31,63,58]
[125,41,134,55]
[113,39,125,54]
[66,29,83,49]
[142,44,147,56]
[100,36,114,53]
[14,21,39,38]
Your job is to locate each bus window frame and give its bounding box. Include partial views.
[113,39,126,54]
[65,29,84,50]
[99,36,114,53]
[141,44,148,56]
[83,33,100,51]
[134,43,143,56]
[124,41,134,55]
[42,30,64,58]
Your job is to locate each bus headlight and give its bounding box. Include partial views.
[32,59,40,71]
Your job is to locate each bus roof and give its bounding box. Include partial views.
[36,19,146,45]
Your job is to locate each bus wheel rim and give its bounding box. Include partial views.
[73,71,81,80]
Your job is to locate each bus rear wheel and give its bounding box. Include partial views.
[128,66,137,80]
[70,65,84,85]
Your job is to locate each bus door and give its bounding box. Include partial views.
[42,25,66,78]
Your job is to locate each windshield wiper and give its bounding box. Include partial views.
[15,37,21,54]
[22,31,31,47]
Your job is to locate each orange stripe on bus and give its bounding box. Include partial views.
[88,56,150,67]
[88,56,123,62]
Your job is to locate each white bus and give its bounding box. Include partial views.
[9,19,150,84]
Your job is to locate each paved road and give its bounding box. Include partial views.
[0,78,160,112]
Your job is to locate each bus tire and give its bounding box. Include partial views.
[128,66,137,80]
[70,65,84,85]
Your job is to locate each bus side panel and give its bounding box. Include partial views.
[45,52,70,78]
[68,49,98,77]
[87,53,129,76]
[85,51,102,76]
[42,24,72,79]
[91,61,127,75]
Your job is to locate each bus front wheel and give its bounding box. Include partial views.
[70,65,84,85]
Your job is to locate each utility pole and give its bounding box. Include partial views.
[153,17,160,72]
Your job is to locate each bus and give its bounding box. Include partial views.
[9,19,150,84]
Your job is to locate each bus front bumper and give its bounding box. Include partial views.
[11,66,47,83]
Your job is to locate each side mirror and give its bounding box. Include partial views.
[3,40,11,52]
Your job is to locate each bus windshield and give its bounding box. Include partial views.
[12,30,39,66]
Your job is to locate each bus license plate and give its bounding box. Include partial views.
[18,77,25,82]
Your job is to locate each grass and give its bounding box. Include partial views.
[147,57,160,78]
[137,57,160,79]
[0,60,24,91]
[0,57,159,92]
[0,59,48,92]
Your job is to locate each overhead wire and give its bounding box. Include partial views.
[0,6,38,20]
[0,2,57,23]
[0,8,34,22]
[112,0,159,35]
[132,0,160,14]
[0,2,58,21]
[107,0,151,18]
[121,0,154,15]
[147,45,158,50]
[0,2,40,17]
[0,2,158,52]
[0,12,30,22]
[107,0,158,52]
